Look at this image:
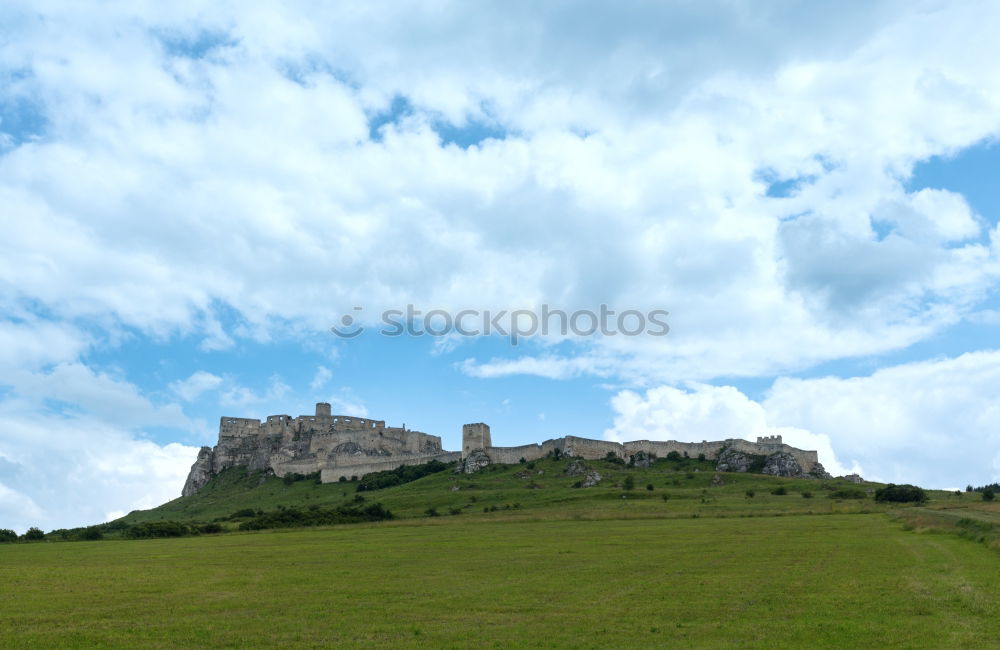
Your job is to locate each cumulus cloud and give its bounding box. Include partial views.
[603,383,857,477]
[0,407,198,534]
[170,370,223,402]
[605,350,1000,488]
[0,1,999,382]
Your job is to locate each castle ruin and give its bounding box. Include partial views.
[182,403,826,496]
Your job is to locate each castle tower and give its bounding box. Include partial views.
[462,423,492,458]
[316,402,332,417]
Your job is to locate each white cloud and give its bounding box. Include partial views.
[0,2,999,383]
[0,408,198,534]
[170,370,223,401]
[602,382,857,478]
[604,351,1000,489]
[309,365,332,391]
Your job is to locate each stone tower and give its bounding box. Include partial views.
[462,423,492,457]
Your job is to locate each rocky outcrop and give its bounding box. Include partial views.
[182,447,215,497]
[809,462,833,480]
[565,459,589,476]
[579,470,602,487]
[842,473,863,483]
[459,449,491,474]
[715,447,752,473]
[761,452,804,478]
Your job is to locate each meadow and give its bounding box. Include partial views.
[3,457,999,648]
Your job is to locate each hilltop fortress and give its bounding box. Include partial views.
[183,403,828,496]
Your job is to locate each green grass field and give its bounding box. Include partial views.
[3,458,999,647]
[2,514,999,647]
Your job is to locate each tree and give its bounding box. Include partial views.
[81,527,104,541]
[666,451,682,462]
[623,476,635,491]
[22,527,45,541]
[874,484,927,503]
[983,489,995,502]
[0,529,17,543]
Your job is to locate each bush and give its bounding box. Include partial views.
[356,459,451,492]
[874,484,927,503]
[199,523,223,534]
[229,508,257,519]
[982,489,995,502]
[623,476,635,491]
[666,451,682,462]
[448,507,462,516]
[771,486,787,495]
[0,528,18,543]
[22,527,45,541]
[239,503,393,531]
[126,521,193,539]
[81,526,104,541]
[424,507,439,517]
[745,490,755,498]
[603,452,625,466]
[830,488,867,500]
[697,453,706,462]
[801,491,813,499]
[661,494,670,501]
[646,483,654,491]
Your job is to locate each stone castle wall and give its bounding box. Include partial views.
[183,404,826,497]
[462,427,822,474]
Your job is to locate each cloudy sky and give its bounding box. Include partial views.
[2,1,1000,532]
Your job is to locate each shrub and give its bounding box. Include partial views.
[603,452,625,466]
[666,451,682,462]
[623,476,635,491]
[199,523,223,534]
[81,526,104,541]
[697,453,706,462]
[874,484,927,503]
[22,527,45,541]
[771,486,787,495]
[685,472,695,479]
[745,490,755,498]
[802,491,813,499]
[0,528,19,543]
[424,507,439,517]
[519,457,526,464]
[126,521,193,539]
[238,503,393,531]
[448,507,462,516]
[830,488,867,500]
[526,462,535,470]
[983,489,995,502]
[229,508,257,519]
[356,459,451,492]
[646,483,654,491]
[661,494,670,502]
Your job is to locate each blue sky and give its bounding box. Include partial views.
[3,1,1000,532]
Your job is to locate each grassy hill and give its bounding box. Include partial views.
[4,456,1000,647]
[113,455,944,531]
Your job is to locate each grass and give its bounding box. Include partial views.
[2,514,999,647]
[5,458,999,647]
[111,456,922,531]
